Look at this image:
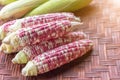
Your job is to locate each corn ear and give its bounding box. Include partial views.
[22,40,93,76]
[12,32,86,64]
[1,20,81,54]
[0,0,48,24]
[26,0,92,16]
[0,12,80,40]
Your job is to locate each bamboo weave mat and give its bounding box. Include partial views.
[0,0,120,80]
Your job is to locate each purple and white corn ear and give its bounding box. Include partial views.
[0,12,81,40]
[12,31,87,64]
[22,39,93,76]
[1,20,82,54]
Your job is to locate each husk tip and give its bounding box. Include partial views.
[22,61,37,76]
[12,51,28,64]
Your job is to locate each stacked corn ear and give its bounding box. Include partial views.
[0,13,93,76]
[22,40,93,76]
[0,12,80,40]
[0,20,82,53]
[12,32,87,64]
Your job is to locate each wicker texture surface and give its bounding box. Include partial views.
[0,0,120,80]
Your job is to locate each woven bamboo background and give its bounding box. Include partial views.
[0,0,120,80]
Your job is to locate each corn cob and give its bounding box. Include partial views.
[0,12,80,40]
[0,20,16,40]
[22,39,93,76]
[26,0,92,16]
[0,0,48,24]
[1,20,81,54]
[0,0,17,5]
[12,32,87,64]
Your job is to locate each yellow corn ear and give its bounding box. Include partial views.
[26,0,92,16]
[0,0,48,24]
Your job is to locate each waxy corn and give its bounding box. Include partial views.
[22,40,93,76]
[12,32,86,64]
[0,12,80,40]
[1,20,82,53]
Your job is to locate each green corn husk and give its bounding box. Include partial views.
[0,0,17,5]
[26,0,92,16]
[0,0,48,24]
